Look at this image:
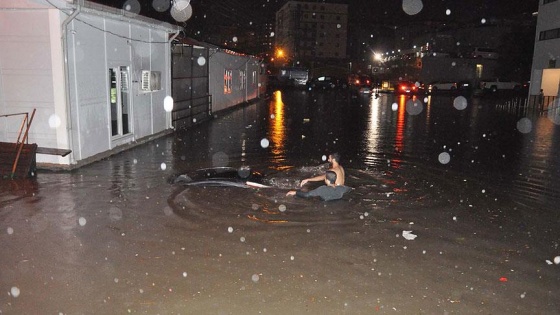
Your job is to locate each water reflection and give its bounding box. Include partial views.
[268,91,286,166]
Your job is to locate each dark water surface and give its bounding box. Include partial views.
[1,89,559,314]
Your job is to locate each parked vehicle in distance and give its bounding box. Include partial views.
[480,79,521,92]
[428,81,457,93]
[395,81,419,94]
[349,74,373,95]
[471,47,499,59]
[306,76,338,90]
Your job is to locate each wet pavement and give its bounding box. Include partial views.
[1,88,560,314]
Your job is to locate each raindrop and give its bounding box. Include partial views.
[451,61,457,66]
[290,255,295,261]
[337,24,341,29]
[123,0,141,14]
[391,103,398,111]
[481,18,486,24]
[232,37,238,42]
[171,2,193,22]
[7,227,14,235]
[173,0,190,11]
[554,256,560,264]
[251,274,260,282]
[10,286,20,298]
[520,292,526,299]
[109,207,123,221]
[453,96,468,110]
[48,114,61,128]
[183,272,188,277]
[405,98,423,115]
[278,204,287,212]
[402,0,423,15]
[192,118,197,123]
[228,227,234,233]
[133,158,138,164]
[260,138,270,148]
[322,155,327,161]
[438,152,451,164]
[197,56,206,66]
[78,217,87,226]
[152,0,171,12]
[270,114,275,119]
[160,162,167,170]
[516,117,532,133]
[240,236,246,242]
[446,9,451,15]
[270,32,275,37]
[212,151,229,167]
[164,96,174,112]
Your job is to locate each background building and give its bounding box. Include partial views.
[274,1,348,74]
[530,0,560,97]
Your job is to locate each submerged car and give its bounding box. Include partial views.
[172,167,268,188]
[428,81,457,93]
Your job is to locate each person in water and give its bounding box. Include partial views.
[286,171,350,201]
[300,152,345,187]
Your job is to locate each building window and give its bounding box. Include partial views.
[539,28,560,41]
[224,70,232,94]
[239,70,246,90]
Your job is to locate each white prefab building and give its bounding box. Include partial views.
[530,0,560,97]
[0,0,181,169]
[209,48,264,113]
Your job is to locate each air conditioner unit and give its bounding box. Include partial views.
[141,70,161,91]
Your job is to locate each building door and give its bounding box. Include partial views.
[109,67,131,137]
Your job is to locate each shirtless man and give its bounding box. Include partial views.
[300,152,345,187]
[287,171,350,201]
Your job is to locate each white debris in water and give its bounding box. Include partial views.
[290,255,295,261]
[160,163,167,170]
[7,227,14,235]
[260,138,270,148]
[183,272,188,278]
[10,286,20,298]
[402,230,417,240]
[307,229,311,233]
[520,292,526,299]
[78,217,87,226]
[114,278,119,283]
[279,204,287,212]
[251,274,260,282]
[263,248,267,253]
[240,236,246,242]
[546,260,553,265]
[228,227,234,233]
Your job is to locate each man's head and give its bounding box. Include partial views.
[328,152,341,164]
[325,170,337,186]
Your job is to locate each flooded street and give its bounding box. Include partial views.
[1,89,560,314]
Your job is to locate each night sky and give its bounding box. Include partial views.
[88,0,538,28]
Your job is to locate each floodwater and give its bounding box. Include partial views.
[1,88,560,314]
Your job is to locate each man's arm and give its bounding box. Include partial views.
[300,174,326,187]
